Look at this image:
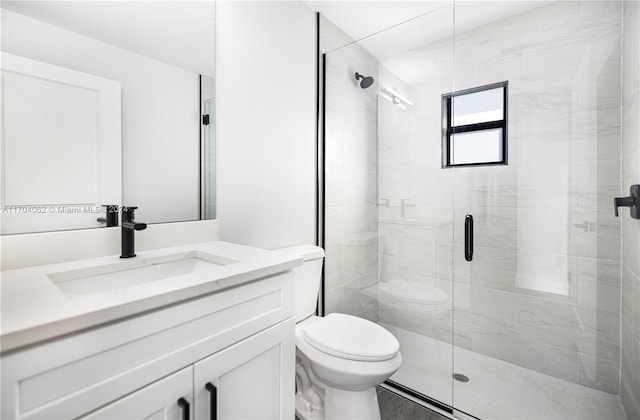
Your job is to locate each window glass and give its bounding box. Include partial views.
[450,128,503,165]
[452,87,504,126]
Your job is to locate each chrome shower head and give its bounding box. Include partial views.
[355,72,374,89]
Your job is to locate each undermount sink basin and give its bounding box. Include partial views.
[47,251,239,298]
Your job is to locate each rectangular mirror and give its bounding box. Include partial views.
[0,0,216,234]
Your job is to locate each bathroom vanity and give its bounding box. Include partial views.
[1,241,300,420]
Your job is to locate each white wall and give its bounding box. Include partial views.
[216,1,316,249]
[1,9,200,225]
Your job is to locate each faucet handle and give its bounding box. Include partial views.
[614,185,639,219]
[614,197,631,217]
[121,206,139,223]
[400,198,416,206]
[97,204,119,227]
[400,198,415,218]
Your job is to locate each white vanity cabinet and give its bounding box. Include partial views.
[1,271,295,420]
[80,366,194,420]
[194,321,294,420]
[82,320,293,420]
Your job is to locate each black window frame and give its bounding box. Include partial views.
[441,81,509,168]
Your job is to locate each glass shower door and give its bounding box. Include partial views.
[450,1,624,419]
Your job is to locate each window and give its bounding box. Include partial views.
[442,81,508,167]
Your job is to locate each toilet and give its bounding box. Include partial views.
[276,245,402,420]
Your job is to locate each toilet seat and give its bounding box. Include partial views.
[295,315,403,392]
[302,313,399,361]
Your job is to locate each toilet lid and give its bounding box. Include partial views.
[302,313,399,362]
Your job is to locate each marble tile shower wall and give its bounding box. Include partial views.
[321,16,379,322]
[378,1,623,394]
[621,0,640,417]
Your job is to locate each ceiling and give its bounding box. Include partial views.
[305,0,552,85]
[2,0,551,83]
[1,1,215,77]
[305,0,551,60]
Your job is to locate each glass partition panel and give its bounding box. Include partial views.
[451,1,624,419]
[321,3,456,411]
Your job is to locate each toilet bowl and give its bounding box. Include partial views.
[295,314,402,420]
[275,245,402,420]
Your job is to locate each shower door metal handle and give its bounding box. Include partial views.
[465,215,473,262]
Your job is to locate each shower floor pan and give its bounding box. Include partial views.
[383,323,626,420]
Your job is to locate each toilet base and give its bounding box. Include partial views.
[295,391,324,420]
[295,386,381,420]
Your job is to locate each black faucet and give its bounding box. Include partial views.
[120,206,147,258]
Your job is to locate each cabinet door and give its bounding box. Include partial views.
[194,319,295,420]
[80,367,193,420]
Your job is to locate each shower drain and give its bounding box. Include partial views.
[453,373,470,382]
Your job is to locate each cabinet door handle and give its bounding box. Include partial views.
[177,397,190,420]
[465,214,473,262]
[205,382,217,420]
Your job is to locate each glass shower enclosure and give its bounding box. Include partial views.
[320,1,631,419]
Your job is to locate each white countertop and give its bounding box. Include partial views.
[0,241,301,353]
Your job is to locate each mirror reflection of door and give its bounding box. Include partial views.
[202,97,216,220]
[1,53,121,234]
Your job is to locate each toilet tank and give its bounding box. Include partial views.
[274,245,325,322]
